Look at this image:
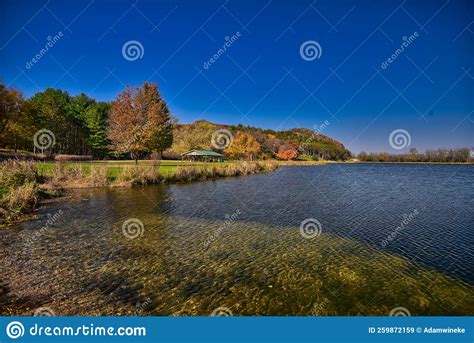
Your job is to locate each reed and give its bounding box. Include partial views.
[163,161,278,183]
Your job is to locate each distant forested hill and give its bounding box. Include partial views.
[167,120,351,161]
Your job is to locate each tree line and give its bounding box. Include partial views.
[1,81,353,161]
[357,148,473,163]
[0,82,174,161]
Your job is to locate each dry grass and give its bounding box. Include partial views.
[162,161,278,183]
[1,159,278,223]
[0,159,38,187]
[47,165,87,188]
[87,167,109,187]
[112,161,278,185]
[5,183,38,213]
[115,167,160,187]
[41,161,277,188]
[0,160,41,223]
[45,164,109,188]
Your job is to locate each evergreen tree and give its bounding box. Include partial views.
[85,102,111,157]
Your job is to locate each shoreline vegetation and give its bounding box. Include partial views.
[2,157,473,225]
[0,159,277,225]
[356,148,473,163]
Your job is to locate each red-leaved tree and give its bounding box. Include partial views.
[277,143,298,160]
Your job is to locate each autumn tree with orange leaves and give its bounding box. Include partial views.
[108,82,174,163]
[277,143,298,160]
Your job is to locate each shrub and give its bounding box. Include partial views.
[297,154,313,161]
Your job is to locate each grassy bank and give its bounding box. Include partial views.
[0,160,278,224]
[39,160,277,188]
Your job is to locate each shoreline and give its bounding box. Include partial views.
[345,161,474,165]
[278,160,474,166]
[0,160,278,226]
[2,159,473,226]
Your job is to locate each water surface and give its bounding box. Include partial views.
[1,164,473,315]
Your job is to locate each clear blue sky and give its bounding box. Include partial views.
[1,0,473,153]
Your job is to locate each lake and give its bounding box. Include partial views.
[1,164,473,315]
